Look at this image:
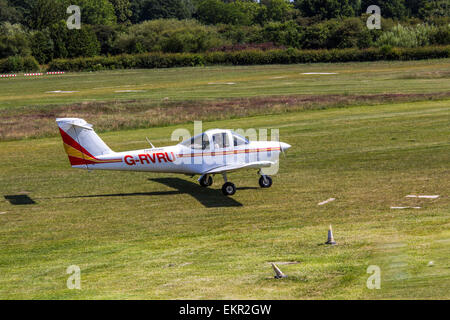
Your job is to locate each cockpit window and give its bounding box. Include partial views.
[212,132,230,149]
[180,133,210,150]
[232,132,249,146]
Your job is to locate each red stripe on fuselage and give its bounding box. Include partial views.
[176,147,281,158]
[68,156,98,166]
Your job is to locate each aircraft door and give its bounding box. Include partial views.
[212,132,232,166]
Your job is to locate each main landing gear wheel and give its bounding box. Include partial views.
[222,182,236,196]
[199,175,213,187]
[259,175,273,188]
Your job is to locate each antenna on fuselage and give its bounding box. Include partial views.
[146,137,155,149]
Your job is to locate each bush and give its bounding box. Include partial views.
[47,46,450,72]
[30,30,54,64]
[0,55,40,73]
[114,19,228,54]
[0,22,31,59]
[262,21,303,48]
[375,24,439,48]
[430,25,450,45]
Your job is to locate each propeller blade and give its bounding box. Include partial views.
[279,141,286,158]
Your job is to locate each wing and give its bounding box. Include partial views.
[203,161,275,174]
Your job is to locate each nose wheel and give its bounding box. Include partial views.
[221,172,236,196]
[259,175,273,188]
[222,182,236,196]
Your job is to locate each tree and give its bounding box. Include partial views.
[92,24,121,55]
[230,0,261,25]
[72,0,117,25]
[294,0,355,20]
[0,22,31,58]
[262,20,303,47]
[139,0,193,21]
[360,0,406,19]
[49,21,69,59]
[196,0,248,25]
[258,0,297,23]
[108,0,132,24]
[66,26,101,57]
[418,0,450,19]
[326,17,372,48]
[113,19,226,53]
[47,21,100,58]
[27,0,68,30]
[30,29,54,63]
[0,0,22,24]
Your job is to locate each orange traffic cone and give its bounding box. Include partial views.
[325,224,337,245]
[271,263,287,279]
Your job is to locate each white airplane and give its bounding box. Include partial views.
[56,118,291,196]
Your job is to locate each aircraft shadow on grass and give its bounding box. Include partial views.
[4,194,36,205]
[66,178,251,208]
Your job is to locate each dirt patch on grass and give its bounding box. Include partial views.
[1,92,449,141]
[396,70,450,80]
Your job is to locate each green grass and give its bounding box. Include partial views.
[1,59,450,110]
[0,99,448,299]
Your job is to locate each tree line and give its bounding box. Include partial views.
[0,0,449,66]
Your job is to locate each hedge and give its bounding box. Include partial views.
[47,46,450,72]
[0,56,40,73]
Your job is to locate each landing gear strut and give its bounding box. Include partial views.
[221,173,236,196]
[199,174,213,187]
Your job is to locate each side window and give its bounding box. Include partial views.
[233,133,249,146]
[212,133,230,149]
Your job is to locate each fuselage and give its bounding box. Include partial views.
[75,141,284,174]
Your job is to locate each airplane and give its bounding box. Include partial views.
[56,118,291,196]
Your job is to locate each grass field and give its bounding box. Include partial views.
[0,60,449,299]
[2,59,450,141]
[1,60,450,110]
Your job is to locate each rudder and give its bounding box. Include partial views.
[56,118,113,167]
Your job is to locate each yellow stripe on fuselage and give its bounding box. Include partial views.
[63,143,120,163]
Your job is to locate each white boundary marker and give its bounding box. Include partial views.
[208,82,236,85]
[301,72,338,75]
[115,89,145,93]
[46,90,79,93]
[318,198,336,206]
[390,206,421,209]
[405,195,440,199]
[24,73,43,76]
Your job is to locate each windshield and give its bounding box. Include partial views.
[180,133,210,150]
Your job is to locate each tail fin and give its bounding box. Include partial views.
[56,118,113,167]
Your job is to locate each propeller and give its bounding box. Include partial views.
[279,141,286,158]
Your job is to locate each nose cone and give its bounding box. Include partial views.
[280,142,291,152]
